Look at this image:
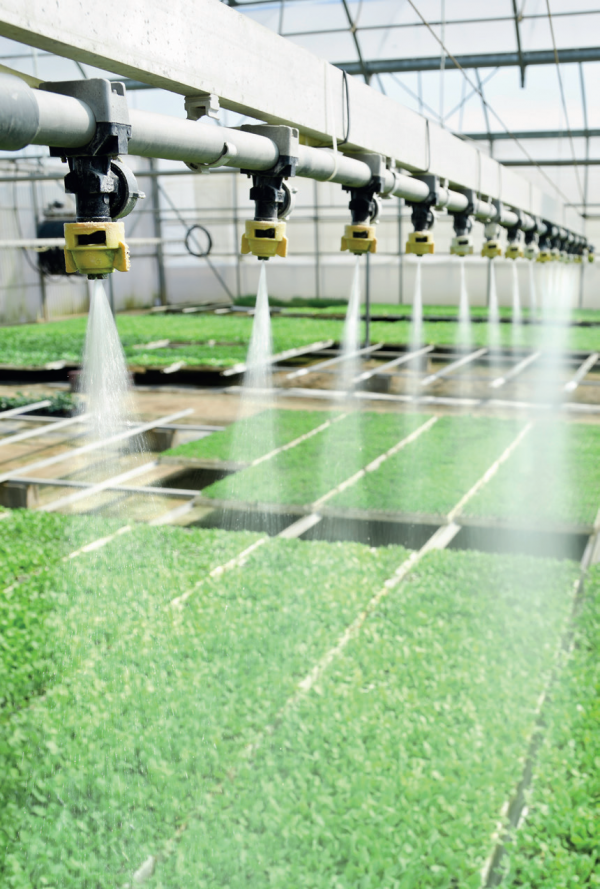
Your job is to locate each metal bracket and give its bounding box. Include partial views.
[406,174,439,233]
[450,187,476,238]
[40,78,129,125]
[185,92,220,121]
[186,140,238,174]
[240,124,299,166]
[40,78,131,159]
[239,125,299,226]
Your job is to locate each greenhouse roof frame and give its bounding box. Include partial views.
[0,0,588,234]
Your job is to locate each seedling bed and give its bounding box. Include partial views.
[2,508,597,886]
[152,548,580,887]
[500,563,600,885]
[3,312,600,374]
[1,519,408,886]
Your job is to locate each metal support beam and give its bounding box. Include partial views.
[148,157,167,306]
[501,158,600,166]
[340,0,370,85]
[0,0,583,232]
[511,0,526,87]
[337,47,600,76]
[463,128,600,141]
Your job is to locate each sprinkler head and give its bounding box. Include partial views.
[505,242,524,260]
[406,231,434,255]
[64,220,130,278]
[241,220,288,260]
[341,224,377,255]
[481,239,502,259]
[450,235,473,256]
[524,243,539,261]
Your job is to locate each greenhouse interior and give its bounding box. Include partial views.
[0,0,599,885]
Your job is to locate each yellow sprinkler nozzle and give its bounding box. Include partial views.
[450,235,473,256]
[524,245,539,261]
[406,231,434,256]
[588,252,595,263]
[481,239,502,259]
[64,221,130,278]
[505,243,524,260]
[241,220,288,260]
[574,255,583,264]
[537,250,553,263]
[341,224,377,255]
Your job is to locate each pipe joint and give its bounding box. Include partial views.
[239,125,299,259]
[340,174,382,255]
[406,174,438,254]
[39,78,143,277]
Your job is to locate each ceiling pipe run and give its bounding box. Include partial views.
[0,73,582,243]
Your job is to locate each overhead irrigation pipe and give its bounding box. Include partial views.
[0,73,579,244]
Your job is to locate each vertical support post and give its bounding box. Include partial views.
[232,169,242,301]
[364,251,371,347]
[439,0,446,125]
[149,158,167,306]
[579,261,585,309]
[398,197,404,304]
[29,179,47,321]
[579,62,589,310]
[313,178,321,300]
[486,258,491,308]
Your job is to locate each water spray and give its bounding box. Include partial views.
[42,79,144,279]
[240,125,299,260]
[406,175,437,255]
[450,189,474,256]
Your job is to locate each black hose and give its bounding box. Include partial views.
[184,224,212,258]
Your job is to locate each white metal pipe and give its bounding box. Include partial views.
[285,342,384,381]
[0,399,50,418]
[354,345,434,384]
[564,352,599,393]
[129,109,279,170]
[421,347,488,387]
[38,459,158,512]
[489,351,541,389]
[0,75,581,236]
[11,475,199,499]
[221,339,334,378]
[0,236,184,249]
[35,89,95,148]
[0,413,86,448]
[0,408,192,484]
